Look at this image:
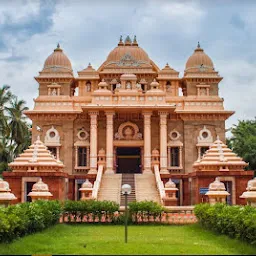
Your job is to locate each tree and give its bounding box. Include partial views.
[0,85,31,174]
[228,118,256,171]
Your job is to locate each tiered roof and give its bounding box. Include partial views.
[9,136,64,172]
[193,137,248,171]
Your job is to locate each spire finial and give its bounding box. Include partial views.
[197,41,200,48]
[57,43,60,48]
[88,62,91,66]
[118,35,124,46]
[132,35,138,46]
[125,35,132,45]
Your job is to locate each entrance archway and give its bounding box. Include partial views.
[116,147,141,173]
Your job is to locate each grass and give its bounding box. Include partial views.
[0,224,255,255]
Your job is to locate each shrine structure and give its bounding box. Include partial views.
[3,36,253,205]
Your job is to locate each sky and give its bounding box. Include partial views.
[0,0,255,135]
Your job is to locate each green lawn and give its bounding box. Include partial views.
[0,224,255,255]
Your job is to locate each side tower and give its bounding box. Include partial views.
[179,43,234,173]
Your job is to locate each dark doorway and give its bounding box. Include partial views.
[26,182,36,202]
[223,181,233,205]
[116,147,141,173]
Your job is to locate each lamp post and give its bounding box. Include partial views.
[121,184,131,243]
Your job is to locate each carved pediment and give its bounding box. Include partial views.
[114,121,142,140]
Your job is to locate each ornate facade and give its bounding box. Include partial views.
[3,36,253,205]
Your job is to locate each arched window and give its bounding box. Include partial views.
[178,87,183,96]
[86,81,91,92]
[74,87,79,96]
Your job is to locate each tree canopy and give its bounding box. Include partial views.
[227,118,256,171]
[0,85,31,174]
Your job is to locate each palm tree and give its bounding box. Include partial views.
[8,97,29,145]
[0,85,13,137]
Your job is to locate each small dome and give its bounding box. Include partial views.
[208,178,226,191]
[0,178,10,192]
[120,73,137,81]
[185,42,214,72]
[98,148,106,156]
[150,79,159,88]
[247,177,256,191]
[98,79,108,88]
[152,148,159,156]
[32,178,49,192]
[43,44,72,72]
[165,178,177,189]
[81,179,93,189]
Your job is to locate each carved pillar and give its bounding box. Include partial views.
[143,112,152,173]
[88,111,99,174]
[75,146,78,167]
[105,111,115,174]
[179,146,183,168]
[159,112,168,174]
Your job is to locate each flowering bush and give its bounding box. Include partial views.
[0,200,62,243]
[195,203,256,245]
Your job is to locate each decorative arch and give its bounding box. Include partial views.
[115,121,142,140]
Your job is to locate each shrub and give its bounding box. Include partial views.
[195,203,256,245]
[62,200,119,223]
[128,201,165,223]
[0,200,62,243]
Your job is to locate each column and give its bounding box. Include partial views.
[105,111,115,174]
[88,111,98,174]
[159,111,168,174]
[179,146,183,168]
[143,112,152,173]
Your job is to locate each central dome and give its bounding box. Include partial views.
[105,35,150,64]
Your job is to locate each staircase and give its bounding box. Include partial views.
[120,174,136,206]
[97,174,122,203]
[135,173,161,203]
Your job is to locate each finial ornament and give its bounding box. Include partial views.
[88,62,91,66]
[197,41,200,48]
[57,43,60,48]
[120,35,123,42]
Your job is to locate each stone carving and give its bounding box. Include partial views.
[114,121,142,140]
[51,88,57,96]
[197,126,213,144]
[169,129,181,141]
[77,128,89,141]
[126,82,131,89]
[44,126,60,145]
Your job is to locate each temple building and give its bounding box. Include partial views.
[3,36,253,206]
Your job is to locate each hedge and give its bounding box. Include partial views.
[194,203,256,245]
[62,200,119,223]
[0,200,62,243]
[128,201,165,223]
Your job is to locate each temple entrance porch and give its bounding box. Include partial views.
[116,147,141,173]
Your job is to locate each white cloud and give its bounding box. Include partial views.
[0,0,40,25]
[0,0,255,134]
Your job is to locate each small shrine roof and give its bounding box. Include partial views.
[193,137,248,170]
[9,137,64,170]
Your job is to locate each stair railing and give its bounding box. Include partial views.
[153,164,166,204]
[92,164,104,200]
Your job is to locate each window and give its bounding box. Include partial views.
[200,147,209,158]
[48,147,57,158]
[78,147,87,166]
[170,147,179,167]
[86,81,91,92]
